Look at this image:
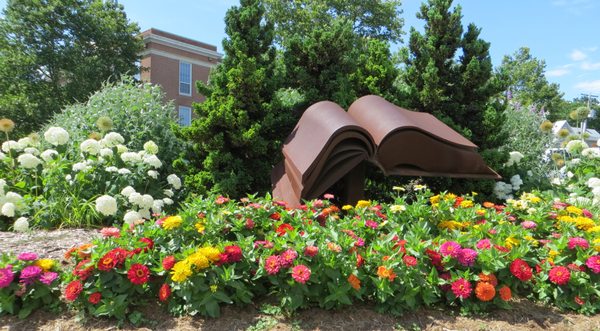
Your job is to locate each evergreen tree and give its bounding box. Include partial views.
[178,0,292,197]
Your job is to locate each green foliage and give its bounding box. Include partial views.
[46,77,185,173]
[497,47,564,120]
[177,0,294,197]
[0,0,143,134]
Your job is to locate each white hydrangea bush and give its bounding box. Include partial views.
[0,123,184,230]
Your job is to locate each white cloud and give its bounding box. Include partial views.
[575,80,600,94]
[552,0,596,14]
[546,68,571,77]
[581,61,600,70]
[570,49,587,61]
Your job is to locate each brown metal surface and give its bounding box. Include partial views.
[272,95,500,207]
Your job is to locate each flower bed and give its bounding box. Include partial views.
[1,189,599,322]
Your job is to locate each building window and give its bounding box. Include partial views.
[179,61,192,96]
[178,106,192,126]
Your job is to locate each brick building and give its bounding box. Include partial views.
[139,28,223,126]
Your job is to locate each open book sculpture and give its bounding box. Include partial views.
[271,95,500,206]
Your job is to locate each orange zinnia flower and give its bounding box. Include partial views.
[498,285,512,301]
[377,266,396,281]
[478,272,498,286]
[348,274,361,290]
[483,201,495,208]
[475,281,495,302]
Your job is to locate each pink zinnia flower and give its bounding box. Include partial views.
[291,264,311,284]
[582,209,593,218]
[280,249,298,268]
[20,265,42,281]
[568,237,589,250]
[586,256,600,274]
[457,248,478,267]
[451,278,472,299]
[440,241,461,258]
[476,239,491,250]
[521,221,537,229]
[488,229,497,235]
[39,272,59,285]
[215,195,230,205]
[245,218,255,229]
[0,267,14,288]
[100,227,121,238]
[548,266,570,285]
[265,255,281,275]
[304,245,319,257]
[323,193,334,200]
[365,220,378,229]
[17,252,38,261]
[403,255,417,267]
[354,237,365,247]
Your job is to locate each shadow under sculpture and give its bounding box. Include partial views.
[271,95,500,207]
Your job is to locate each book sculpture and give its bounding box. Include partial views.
[271,95,500,206]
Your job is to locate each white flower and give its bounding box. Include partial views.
[13,217,29,232]
[123,210,142,226]
[116,144,128,154]
[163,189,174,197]
[65,175,72,182]
[17,153,42,169]
[567,171,574,178]
[120,152,142,163]
[143,154,162,168]
[80,139,101,155]
[505,151,524,167]
[587,177,600,188]
[152,199,164,213]
[163,197,174,205]
[1,202,15,217]
[5,192,23,204]
[72,162,90,172]
[582,147,600,159]
[40,149,59,162]
[143,140,159,155]
[105,166,118,172]
[18,137,34,147]
[493,181,513,200]
[101,132,125,148]
[0,151,6,161]
[167,174,181,189]
[24,147,39,155]
[593,186,600,199]
[44,127,69,146]
[1,140,23,152]
[141,194,154,209]
[526,170,533,177]
[117,168,131,175]
[510,174,523,190]
[147,170,159,179]
[139,208,151,219]
[565,140,588,155]
[128,192,143,206]
[99,148,113,158]
[95,195,118,216]
[120,186,136,197]
[0,179,6,196]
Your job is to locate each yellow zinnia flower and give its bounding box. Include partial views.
[505,237,519,249]
[195,221,206,233]
[342,205,353,211]
[35,259,55,272]
[198,246,221,262]
[162,215,183,230]
[171,260,193,282]
[355,200,371,208]
[460,200,474,208]
[566,206,583,216]
[187,253,209,270]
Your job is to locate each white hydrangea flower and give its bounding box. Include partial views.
[24,147,39,155]
[101,132,125,148]
[1,202,15,217]
[99,148,113,158]
[18,137,34,147]
[17,153,42,169]
[163,197,174,205]
[40,149,58,162]
[152,199,164,213]
[143,154,162,168]
[117,168,131,175]
[95,195,118,216]
[147,170,159,179]
[139,208,151,220]
[493,181,513,200]
[72,161,90,172]
[143,140,159,155]
[505,151,524,167]
[167,174,181,189]
[1,140,23,152]
[593,186,600,199]
[163,189,174,197]
[582,147,600,159]
[510,174,523,190]
[13,217,29,232]
[80,139,101,155]
[0,151,6,161]
[565,140,588,155]
[120,186,136,197]
[116,144,128,154]
[123,210,142,226]
[65,174,72,182]
[44,127,69,146]
[5,192,23,204]
[105,166,118,172]
[141,194,154,209]
[0,179,6,196]
[120,152,142,163]
[128,192,143,206]
[587,177,600,188]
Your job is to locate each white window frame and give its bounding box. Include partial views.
[179,61,192,96]
[178,106,192,126]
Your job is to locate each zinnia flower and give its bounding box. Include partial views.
[100,227,121,238]
[568,237,589,250]
[158,283,171,302]
[171,261,193,283]
[304,245,319,257]
[548,266,570,285]
[35,259,55,272]
[457,248,478,267]
[498,285,512,301]
[365,220,379,229]
[219,245,243,264]
[162,215,183,230]
[440,241,461,258]
[265,255,281,275]
[162,256,176,271]
[585,255,600,273]
[88,292,102,304]
[476,239,492,250]
[475,281,495,301]
[478,272,498,286]
[291,264,311,284]
[0,267,14,288]
[127,263,150,285]
[17,252,38,261]
[521,221,537,229]
[64,280,83,301]
[451,278,472,299]
[280,249,298,268]
[403,255,417,267]
[276,223,294,236]
[348,274,361,290]
[20,266,42,282]
[510,258,533,281]
[376,266,396,281]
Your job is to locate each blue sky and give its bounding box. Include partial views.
[1,0,599,100]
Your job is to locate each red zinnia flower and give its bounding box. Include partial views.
[88,292,102,304]
[269,212,281,221]
[139,237,154,252]
[158,283,171,302]
[162,256,176,271]
[548,266,570,285]
[245,218,255,229]
[451,278,472,299]
[574,296,585,306]
[219,245,243,264]
[425,249,443,270]
[265,255,281,275]
[276,223,294,236]
[127,263,150,285]
[403,255,417,267]
[356,253,365,268]
[73,259,94,280]
[97,252,118,271]
[291,264,311,284]
[498,286,512,301]
[510,259,533,281]
[304,245,319,257]
[64,280,83,301]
